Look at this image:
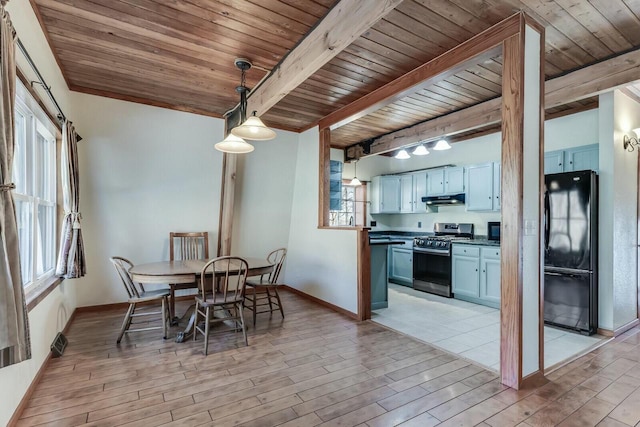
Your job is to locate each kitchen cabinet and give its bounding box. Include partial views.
[412,171,427,213]
[400,175,414,213]
[544,144,598,174]
[480,248,501,305]
[370,175,401,213]
[544,151,564,174]
[388,246,413,285]
[427,167,464,196]
[565,144,599,172]
[452,244,500,309]
[466,162,500,212]
[452,252,479,298]
[445,167,465,194]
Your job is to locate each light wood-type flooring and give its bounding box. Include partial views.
[15,290,640,426]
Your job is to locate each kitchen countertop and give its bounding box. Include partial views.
[453,238,500,247]
[369,239,408,246]
[369,231,430,238]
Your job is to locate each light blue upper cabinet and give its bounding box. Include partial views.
[427,168,445,196]
[399,174,414,213]
[444,167,465,194]
[544,151,564,174]
[466,163,494,211]
[379,176,401,213]
[564,144,599,172]
[545,144,598,174]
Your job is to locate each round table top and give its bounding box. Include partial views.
[129,258,273,284]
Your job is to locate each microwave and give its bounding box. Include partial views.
[487,222,500,242]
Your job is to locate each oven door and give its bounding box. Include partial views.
[412,248,452,297]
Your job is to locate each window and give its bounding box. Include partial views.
[13,81,57,288]
[329,183,367,227]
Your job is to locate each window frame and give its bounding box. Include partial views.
[14,80,59,291]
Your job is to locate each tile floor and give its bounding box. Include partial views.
[372,283,607,371]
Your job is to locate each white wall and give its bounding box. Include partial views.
[1,3,78,425]
[598,91,639,330]
[233,132,299,259]
[285,128,359,314]
[71,93,225,306]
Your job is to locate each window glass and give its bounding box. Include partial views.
[13,81,57,288]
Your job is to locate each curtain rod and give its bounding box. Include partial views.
[16,38,82,142]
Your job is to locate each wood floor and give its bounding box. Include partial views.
[15,290,640,427]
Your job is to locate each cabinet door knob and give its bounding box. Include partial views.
[475,269,478,272]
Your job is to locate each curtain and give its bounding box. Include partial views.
[56,121,85,278]
[0,4,31,368]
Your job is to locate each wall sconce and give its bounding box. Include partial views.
[623,128,640,152]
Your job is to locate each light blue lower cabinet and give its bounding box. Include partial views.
[388,246,413,286]
[452,245,501,309]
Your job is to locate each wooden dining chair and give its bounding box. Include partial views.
[110,256,170,344]
[168,231,209,321]
[193,256,249,355]
[244,248,287,326]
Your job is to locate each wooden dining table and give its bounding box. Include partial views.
[129,257,274,342]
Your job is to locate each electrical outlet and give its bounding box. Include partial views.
[370,220,377,227]
[418,221,422,228]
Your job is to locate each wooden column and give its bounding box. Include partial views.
[500,14,545,389]
[318,128,331,228]
[217,120,237,257]
[357,228,371,321]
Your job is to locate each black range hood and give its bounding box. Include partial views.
[422,194,466,205]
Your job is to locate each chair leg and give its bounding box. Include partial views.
[204,306,211,355]
[266,288,274,317]
[193,301,199,342]
[162,297,168,340]
[117,303,135,344]
[238,302,248,347]
[274,288,285,319]
[169,286,176,323]
[252,287,257,326]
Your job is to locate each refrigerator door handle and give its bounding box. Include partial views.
[544,189,550,251]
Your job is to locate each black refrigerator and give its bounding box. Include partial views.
[544,170,598,335]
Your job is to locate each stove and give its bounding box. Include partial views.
[413,223,474,297]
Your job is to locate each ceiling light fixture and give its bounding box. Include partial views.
[216,58,276,153]
[395,149,411,159]
[349,160,362,186]
[412,144,429,156]
[433,139,451,150]
[215,133,254,154]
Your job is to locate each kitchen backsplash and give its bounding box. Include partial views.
[369,204,500,235]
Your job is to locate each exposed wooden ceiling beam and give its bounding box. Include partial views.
[245,0,404,117]
[346,46,640,160]
[317,13,522,131]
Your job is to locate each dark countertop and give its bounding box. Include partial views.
[453,238,500,247]
[369,240,408,246]
[369,231,430,238]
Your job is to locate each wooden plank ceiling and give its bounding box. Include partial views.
[31,0,640,146]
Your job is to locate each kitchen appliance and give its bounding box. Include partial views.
[413,223,474,297]
[487,222,501,242]
[544,170,598,335]
[422,194,466,206]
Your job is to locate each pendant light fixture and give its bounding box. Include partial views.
[395,149,411,159]
[349,160,362,186]
[215,133,254,153]
[216,58,276,153]
[433,139,451,150]
[229,58,276,141]
[412,144,429,156]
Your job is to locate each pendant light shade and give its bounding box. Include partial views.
[433,139,451,150]
[215,133,254,153]
[231,111,276,141]
[412,144,429,156]
[349,160,362,186]
[395,149,411,159]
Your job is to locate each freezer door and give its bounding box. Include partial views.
[544,270,593,333]
[544,171,594,270]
